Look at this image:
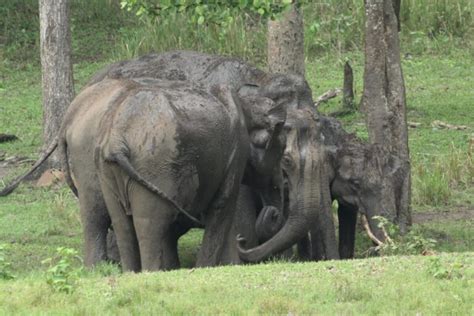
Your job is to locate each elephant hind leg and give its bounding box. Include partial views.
[131,186,180,271]
[77,191,111,267]
[100,176,141,272]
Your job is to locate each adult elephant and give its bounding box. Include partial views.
[250,115,406,261]
[316,116,405,259]
[1,51,319,266]
[237,108,339,261]
[94,79,252,271]
[74,77,288,271]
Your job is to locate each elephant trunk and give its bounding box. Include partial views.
[238,211,313,262]
[238,177,320,262]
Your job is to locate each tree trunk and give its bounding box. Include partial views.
[342,61,355,111]
[39,0,74,169]
[361,0,411,232]
[267,2,305,76]
[393,0,401,31]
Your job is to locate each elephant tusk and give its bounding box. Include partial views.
[361,214,384,246]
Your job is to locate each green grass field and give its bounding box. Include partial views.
[1,254,473,314]
[0,0,473,314]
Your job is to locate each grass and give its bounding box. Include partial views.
[0,253,472,314]
[0,0,473,313]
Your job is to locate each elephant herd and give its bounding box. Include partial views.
[1,51,404,272]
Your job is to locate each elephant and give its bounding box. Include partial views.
[0,50,323,267]
[86,50,314,112]
[245,115,406,261]
[106,184,285,265]
[237,106,340,262]
[93,79,252,271]
[318,116,405,259]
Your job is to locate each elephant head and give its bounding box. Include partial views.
[257,74,314,110]
[237,107,337,262]
[329,140,404,245]
[315,114,407,255]
[236,72,314,176]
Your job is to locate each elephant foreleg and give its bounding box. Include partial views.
[310,210,340,261]
[338,203,358,259]
[197,166,244,267]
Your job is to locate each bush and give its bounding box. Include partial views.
[42,247,83,294]
[373,216,437,256]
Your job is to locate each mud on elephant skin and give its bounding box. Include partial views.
[0,50,316,267]
[237,107,340,262]
[106,184,287,266]
[239,110,408,260]
[276,116,407,261]
[87,50,315,110]
[94,77,297,271]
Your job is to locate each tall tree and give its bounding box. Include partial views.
[361,0,411,232]
[39,0,74,169]
[267,2,305,75]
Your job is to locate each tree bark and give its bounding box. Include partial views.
[342,61,355,111]
[393,0,401,31]
[267,2,305,76]
[361,0,411,232]
[39,0,74,169]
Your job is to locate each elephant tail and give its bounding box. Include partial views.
[0,137,59,196]
[109,152,203,227]
[59,138,78,197]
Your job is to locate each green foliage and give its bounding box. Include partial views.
[42,247,83,294]
[373,216,437,256]
[303,0,473,56]
[117,0,293,63]
[0,254,472,314]
[413,144,474,207]
[0,245,15,280]
[120,0,293,22]
[114,12,268,64]
[427,256,465,280]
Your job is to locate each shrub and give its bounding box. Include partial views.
[42,247,83,294]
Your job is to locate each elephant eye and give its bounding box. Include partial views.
[350,179,361,186]
[282,155,293,168]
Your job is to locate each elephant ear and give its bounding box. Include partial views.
[237,82,288,153]
[264,100,287,150]
[237,83,260,100]
[237,91,288,175]
[261,74,315,110]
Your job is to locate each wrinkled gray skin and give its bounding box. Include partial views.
[259,116,405,261]
[313,116,404,260]
[237,107,340,262]
[255,205,284,244]
[94,79,254,271]
[85,51,321,265]
[94,51,405,263]
[237,115,405,262]
[106,184,271,265]
[1,51,323,267]
[69,76,292,271]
